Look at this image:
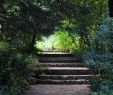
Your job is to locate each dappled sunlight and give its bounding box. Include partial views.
[35,35,57,51]
[35,31,87,54]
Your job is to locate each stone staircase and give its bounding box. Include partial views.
[33,52,98,84]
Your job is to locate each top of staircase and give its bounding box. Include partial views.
[37,51,78,57]
[38,51,72,54]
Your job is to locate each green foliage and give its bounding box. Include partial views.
[0,0,78,44]
[35,35,56,51]
[91,91,113,95]
[36,30,87,56]
[53,31,86,54]
[0,0,110,95]
[0,41,37,95]
[84,17,113,94]
[0,0,108,43]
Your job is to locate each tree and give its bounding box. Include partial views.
[109,0,113,17]
[0,0,108,51]
[0,0,77,52]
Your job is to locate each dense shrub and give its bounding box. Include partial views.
[84,17,113,95]
[0,41,37,95]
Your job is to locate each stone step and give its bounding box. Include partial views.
[35,79,89,84]
[39,60,80,63]
[37,53,76,57]
[39,57,80,60]
[38,57,80,63]
[38,51,71,54]
[48,67,89,70]
[36,67,98,75]
[38,57,81,63]
[36,75,96,80]
[35,52,98,85]
[38,62,87,67]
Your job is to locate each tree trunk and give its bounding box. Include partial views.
[30,30,37,52]
[109,0,113,17]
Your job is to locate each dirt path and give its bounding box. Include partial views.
[24,85,90,95]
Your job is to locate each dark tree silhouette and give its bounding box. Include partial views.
[109,0,113,17]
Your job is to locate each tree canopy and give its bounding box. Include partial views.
[0,0,109,52]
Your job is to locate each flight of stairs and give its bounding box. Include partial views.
[33,51,98,84]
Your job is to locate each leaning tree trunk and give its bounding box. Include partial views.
[30,30,37,53]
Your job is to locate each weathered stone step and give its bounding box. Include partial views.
[38,62,87,67]
[38,57,81,63]
[37,53,76,57]
[34,52,98,85]
[37,75,95,80]
[35,79,89,84]
[36,67,98,75]
[39,57,79,60]
[39,60,80,63]
[38,51,71,54]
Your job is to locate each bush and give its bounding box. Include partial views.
[0,41,36,95]
[84,17,113,94]
[53,31,78,52]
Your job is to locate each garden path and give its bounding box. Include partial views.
[24,84,90,95]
